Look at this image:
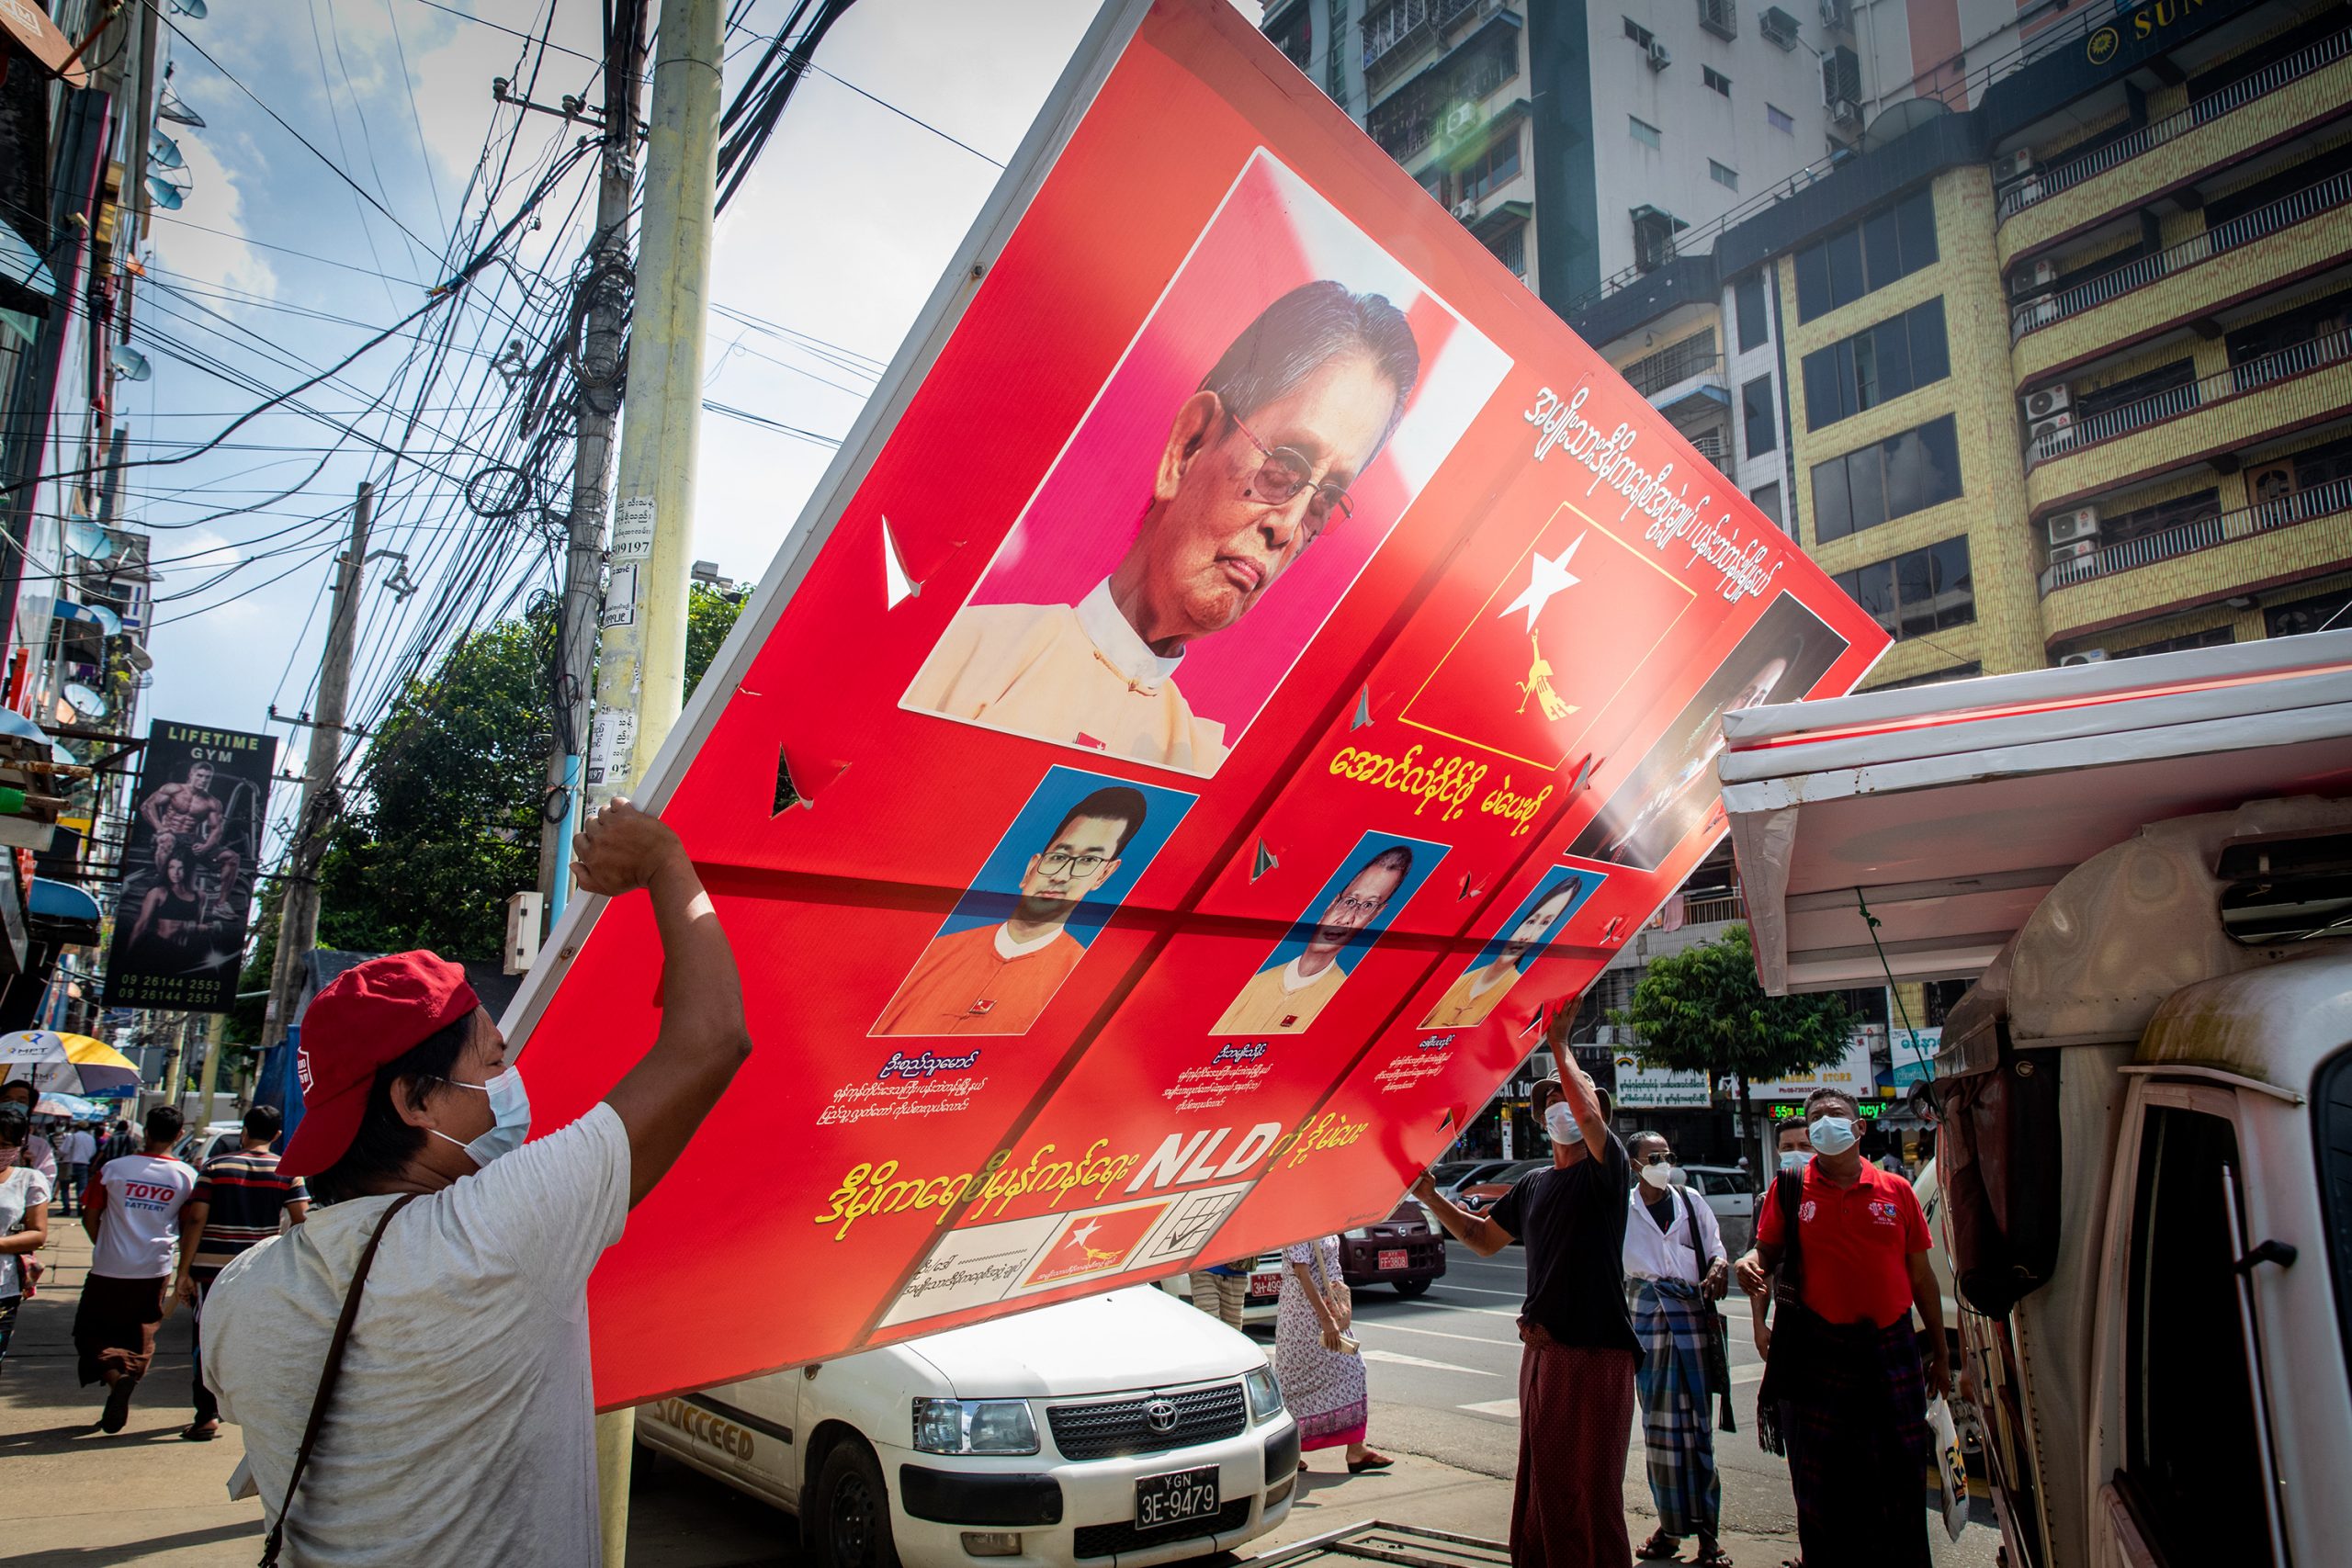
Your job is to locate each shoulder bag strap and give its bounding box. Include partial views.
[259,1193,418,1568]
[1770,1168,1805,1305]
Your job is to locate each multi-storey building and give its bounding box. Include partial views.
[1,0,167,1038]
[1264,0,1861,313]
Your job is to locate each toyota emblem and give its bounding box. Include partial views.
[1144,1398,1178,1434]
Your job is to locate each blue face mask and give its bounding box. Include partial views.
[1779,1149,1810,1171]
[1808,1115,1859,1156]
[430,1067,532,1168]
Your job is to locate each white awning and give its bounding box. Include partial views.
[1719,630,2352,994]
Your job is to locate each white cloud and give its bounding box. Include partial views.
[151,128,280,304]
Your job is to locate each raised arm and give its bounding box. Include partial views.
[1409,1171,1515,1258]
[573,800,753,1207]
[1557,1061,1611,1161]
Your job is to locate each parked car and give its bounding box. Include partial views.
[636,1284,1297,1568]
[171,1122,242,1168]
[1453,1157,1551,1217]
[1432,1158,1515,1202]
[1157,1249,1286,1326]
[1338,1199,1445,1295]
[1679,1163,1758,1253]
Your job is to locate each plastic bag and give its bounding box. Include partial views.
[1927,1395,1967,1540]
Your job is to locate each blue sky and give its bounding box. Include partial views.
[127,1,1273,852]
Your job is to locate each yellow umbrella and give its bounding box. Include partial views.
[0,1031,142,1096]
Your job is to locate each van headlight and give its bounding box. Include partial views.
[912,1398,1039,1455]
[1244,1366,1283,1421]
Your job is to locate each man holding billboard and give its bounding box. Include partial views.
[906,280,1419,772]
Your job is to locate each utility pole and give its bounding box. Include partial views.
[585,0,721,812]
[260,481,372,1054]
[587,0,722,1552]
[537,0,650,922]
[193,1011,226,1119]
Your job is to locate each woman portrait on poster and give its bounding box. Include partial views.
[128,848,209,964]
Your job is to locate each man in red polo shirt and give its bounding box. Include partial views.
[1737,1087,1946,1568]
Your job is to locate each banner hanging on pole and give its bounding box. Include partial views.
[101,720,275,1013]
[503,0,1890,1407]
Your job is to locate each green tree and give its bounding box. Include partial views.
[296,586,744,977]
[1611,922,1851,1187]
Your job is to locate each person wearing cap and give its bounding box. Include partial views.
[1412,1063,1638,1567]
[199,800,751,1566]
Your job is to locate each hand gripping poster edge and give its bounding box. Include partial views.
[495,0,1160,1058]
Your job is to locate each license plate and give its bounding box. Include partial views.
[1248,1274,1281,1297]
[1136,1466,1220,1531]
[1377,1248,1408,1270]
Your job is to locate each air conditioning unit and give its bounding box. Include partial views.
[1443,102,1478,136]
[1820,0,1851,31]
[1648,39,1672,71]
[2048,506,2100,545]
[2049,539,2098,567]
[2060,648,2109,666]
[2016,294,2060,332]
[2023,383,2072,421]
[1828,96,1861,131]
[1760,6,1800,49]
[2030,412,2075,452]
[2012,257,2061,297]
[1994,149,2038,187]
[1453,198,1479,221]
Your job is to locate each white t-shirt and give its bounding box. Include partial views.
[203,1104,631,1567]
[61,1130,96,1165]
[92,1152,198,1278]
[0,1165,53,1296]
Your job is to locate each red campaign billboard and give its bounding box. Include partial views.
[503,0,1889,1407]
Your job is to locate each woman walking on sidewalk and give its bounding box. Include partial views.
[1277,1234,1393,1474]
[1,1103,55,1371]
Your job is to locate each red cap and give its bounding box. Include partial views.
[280,952,481,1179]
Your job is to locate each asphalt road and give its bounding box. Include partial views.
[1340,1248,1805,1539]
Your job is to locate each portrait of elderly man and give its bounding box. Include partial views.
[904,280,1421,772]
[1213,842,1416,1035]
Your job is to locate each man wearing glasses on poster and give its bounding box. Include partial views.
[906,281,1419,772]
[873,786,1149,1036]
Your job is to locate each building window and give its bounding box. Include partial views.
[2098,487,2221,548]
[1869,661,1984,692]
[1624,17,1656,48]
[1736,272,1769,352]
[2114,626,2234,659]
[2266,586,2352,638]
[1710,160,1739,190]
[1484,222,1527,279]
[1703,66,1732,96]
[1630,116,1661,149]
[1419,167,1449,204]
[1834,536,1975,640]
[1749,481,1782,525]
[1810,414,1962,543]
[1742,376,1776,459]
[1268,6,1313,72]
[1799,298,1949,430]
[2076,357,2197,422]
[1792,188,1939,322]
[1633,207,1684,270]
[1461,129,1521,201]
[1922,977,1972,1025]
[1768,104,1795,134]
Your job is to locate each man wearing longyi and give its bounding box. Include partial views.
[904,280,1420,771]
[199,801,751,1566]
[1213,843,1413,1033]
[875,785,1148,1035]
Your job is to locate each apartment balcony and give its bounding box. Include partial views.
[1362,0,1438,82]
[2011,170,2352,381]
[2038,477,2352,641]
[2024,329,2352,512]
[1997,26,2352,262]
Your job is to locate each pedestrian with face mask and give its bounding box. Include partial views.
[1413,1065,1636,1567]
[1736,1088,1947,1568]
[199,801,751,1566]
[1623,1131,1732,1566]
